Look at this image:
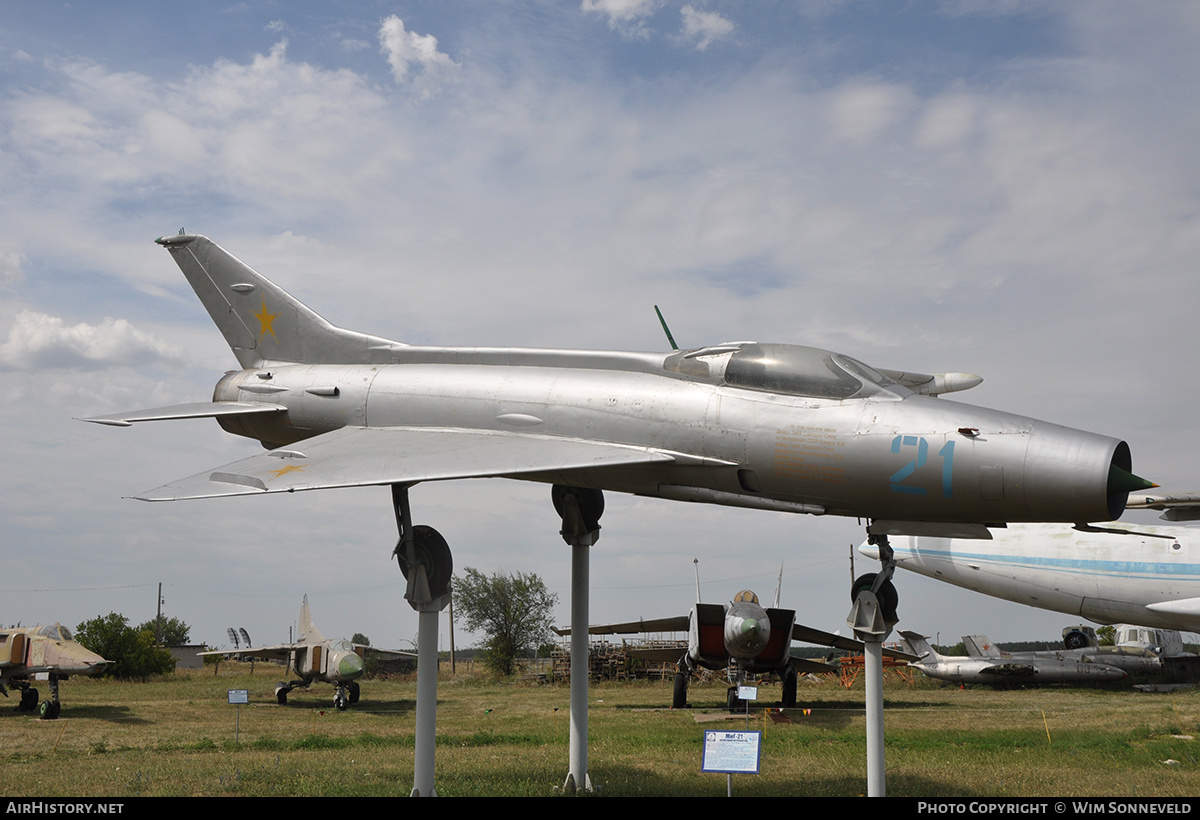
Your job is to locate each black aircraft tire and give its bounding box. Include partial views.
[396,526,453,599]
[348,682,360,704]
[727,686,740,714]
[672,672,689,709]
[551,485,605,532]
[276,690,288,706]
[782,667,798,708]
[851,573,899,622]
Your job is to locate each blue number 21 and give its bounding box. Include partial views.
[890,436,954,498]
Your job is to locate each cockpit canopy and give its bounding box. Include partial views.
[37,624,72,641]
[664,343,904,400]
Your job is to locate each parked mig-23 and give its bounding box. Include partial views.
[556,588,869,709]
[83,234,1154,616]
[0,624,108,719]
[200,596,414,710]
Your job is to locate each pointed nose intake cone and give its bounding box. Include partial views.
[1109,464,1158,494]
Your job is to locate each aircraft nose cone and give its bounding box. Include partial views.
[336,652,364,680]
[725,610,771,658]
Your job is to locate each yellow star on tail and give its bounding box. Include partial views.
[254,300,278,339]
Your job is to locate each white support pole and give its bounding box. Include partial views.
[565,539,593,793]
[863,636,885,797]
[411,608,440,797]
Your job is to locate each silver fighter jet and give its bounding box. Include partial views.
[83,234,1156,631]
[84,235,1150,530]
[900,631,1129,686]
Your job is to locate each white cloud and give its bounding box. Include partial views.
[0,244,23,287]
[378,15,459,99]
[828,81,916,143]
[581,0,664,39]
[678,5,734,51]
[0,310,185,370]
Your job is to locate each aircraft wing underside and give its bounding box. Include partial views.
[136,426,686,501]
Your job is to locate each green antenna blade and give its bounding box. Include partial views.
[654,305,679,351]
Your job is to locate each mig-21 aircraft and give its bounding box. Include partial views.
[83,234,1154,617]
[200,596,413,710]
[0,624,108,719]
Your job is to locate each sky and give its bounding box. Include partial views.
[3,1,1200,655]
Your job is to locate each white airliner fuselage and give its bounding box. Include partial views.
[862,523,1200,632]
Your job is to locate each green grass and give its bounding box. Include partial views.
[4,665,1200,796]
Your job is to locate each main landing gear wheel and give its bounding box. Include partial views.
[727,686,743,714]
[781,666,798,709]
[348,682,360,704]
[672,672,689,709]
[551,485,604,536]
[275,683,289,706]
[396,525,453,599]
[17,688,38,713]
[851,572,899,623]
[39,700,60,720]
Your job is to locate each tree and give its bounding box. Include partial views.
[75,612,176,680]
[453,567,558,676]
[135,615,191,646]
[1097,625,1116,646]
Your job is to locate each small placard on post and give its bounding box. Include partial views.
[701,730,762,775]
[228,689,249,704]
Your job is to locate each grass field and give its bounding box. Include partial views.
[5,664,1200,797]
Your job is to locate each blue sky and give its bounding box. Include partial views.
[3,1,1200,652]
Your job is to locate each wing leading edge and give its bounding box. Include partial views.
[137,426,686,501]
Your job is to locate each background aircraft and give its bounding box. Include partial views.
[860,520,1200,633]
[200,596,413,710]
[556,588,867,709]
[962,632,1162,676]
[0,624,108,719]
[899,631,1128,686]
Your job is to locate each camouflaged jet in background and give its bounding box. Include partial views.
[0,623,108,719]
[199,595,413,710]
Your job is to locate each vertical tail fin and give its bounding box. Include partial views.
[298,594,325,644]
[155,234,404,368]
[899,630,937,660]
[963,635,1005,659]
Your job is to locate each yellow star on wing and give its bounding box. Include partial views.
[268,463,308,481]
[254,300,278,339]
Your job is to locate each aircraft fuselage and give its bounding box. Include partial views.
[210,351,1130,528]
